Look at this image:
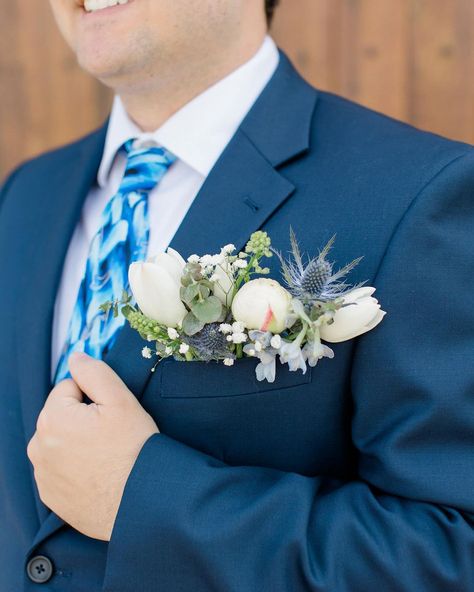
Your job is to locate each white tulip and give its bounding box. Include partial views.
[231,278,292,333]
[128,248,187,328]
[150,248,186,281]
[319,287,386,343]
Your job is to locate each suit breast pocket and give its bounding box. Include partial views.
[137,356,351,476]
[158,355,312,399]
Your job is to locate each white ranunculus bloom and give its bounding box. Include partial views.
[319,287,386,343]
[128,248,187,328]
[231,278,292,333]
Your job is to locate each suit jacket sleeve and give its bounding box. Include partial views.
[102,150,474,592]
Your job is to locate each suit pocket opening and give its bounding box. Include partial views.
[158,356,312,399]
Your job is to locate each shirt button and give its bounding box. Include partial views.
[26,555,54,584]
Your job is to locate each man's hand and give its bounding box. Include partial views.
[27,352,159,541]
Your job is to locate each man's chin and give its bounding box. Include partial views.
[76,47,130,85]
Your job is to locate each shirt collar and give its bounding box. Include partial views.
[97,35,280,187]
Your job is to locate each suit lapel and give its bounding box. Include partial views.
[17,122,108,524]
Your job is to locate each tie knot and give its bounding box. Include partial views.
[120,139,177,193]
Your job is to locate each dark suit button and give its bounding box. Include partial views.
[26,555,54,583]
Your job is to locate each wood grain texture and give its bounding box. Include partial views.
[1,0,474,178]
[272,0,474,141]
[0,0,112,177]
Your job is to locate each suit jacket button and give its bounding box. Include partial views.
[26,555,54,583]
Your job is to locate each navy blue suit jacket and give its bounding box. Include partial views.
[1,50,474,591]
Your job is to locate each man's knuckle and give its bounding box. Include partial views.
[26,438,37,461]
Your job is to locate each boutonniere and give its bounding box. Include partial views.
[101,229,385,383]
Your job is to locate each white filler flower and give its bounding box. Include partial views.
[141,347,153,359]
[319,287,386,343]
[129,248,187,328]
[167,327,179,340]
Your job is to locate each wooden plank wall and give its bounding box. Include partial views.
[272,0,474,142]
[1,0,474,178]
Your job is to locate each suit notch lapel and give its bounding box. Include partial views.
[168,129,296,256]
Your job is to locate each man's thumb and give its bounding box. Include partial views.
[68,352,133,406]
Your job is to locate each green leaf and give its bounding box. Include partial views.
[99,302,112,314]
[190,267,203,281]
[185,262,202,274]
[180,283,201,305]
[191,295,222,323]
[181,273,193,288]
[199,284,211,299]
[182,311,205,336]
[200,279,214,290]
[121,304,135,319]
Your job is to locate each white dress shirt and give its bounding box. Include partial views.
[51,35,280,378]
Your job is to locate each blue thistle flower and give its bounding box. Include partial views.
[183,322,233,362]
[275,229,365,305]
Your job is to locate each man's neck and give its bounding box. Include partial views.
[117,34,268,132]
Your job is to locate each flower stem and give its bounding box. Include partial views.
[232,254,258,295]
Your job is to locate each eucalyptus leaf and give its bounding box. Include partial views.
[199,285,211,299]
[200,279,214,290]
[217,308,228,323]
[181,273,193,288]
[191,295,222,323]
[181,283,201,305]
[182,311,205,336]
[191,270,203,282]
[185,262,201,274]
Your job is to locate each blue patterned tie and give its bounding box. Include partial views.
[54,139,176,384]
